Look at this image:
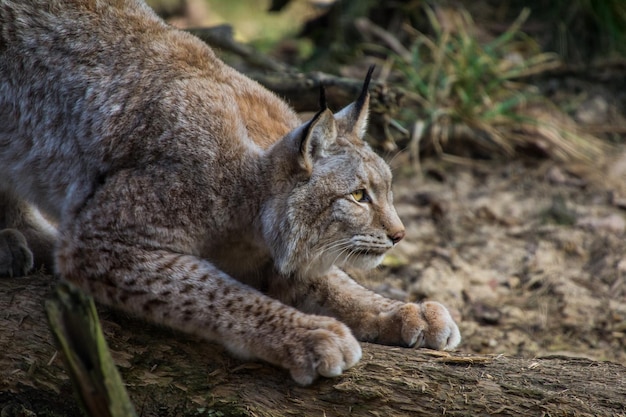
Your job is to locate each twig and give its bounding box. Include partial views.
[46,282,138,417]
[409,120,426,177]
[354,17,412,63]
[186,26,292,73]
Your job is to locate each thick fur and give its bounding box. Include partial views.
[0,0,460,385]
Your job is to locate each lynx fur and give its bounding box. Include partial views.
[0,0,460,385]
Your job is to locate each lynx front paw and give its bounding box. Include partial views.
[0,229,34,278]
[379,301,461,350]
[287,317,362,386]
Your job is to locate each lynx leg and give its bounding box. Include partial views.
[56,200,361,385]
[0,190,56,277]
[270,267,461,350]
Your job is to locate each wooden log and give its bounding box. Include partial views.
[1,274,625,417]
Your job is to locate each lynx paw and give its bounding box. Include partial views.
[380,301,461,350]
[0,229,34,278]
[288,317,362,386]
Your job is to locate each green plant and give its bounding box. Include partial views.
[393,6,607,162]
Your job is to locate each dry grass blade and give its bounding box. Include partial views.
[390,5,609,163]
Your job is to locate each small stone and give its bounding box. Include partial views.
[575,95,609,125]
[576,214,625,234]
[472,303,502,325]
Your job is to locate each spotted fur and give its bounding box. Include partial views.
[0,0,460,385]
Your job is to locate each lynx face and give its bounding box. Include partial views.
[262,82,405,278]
[294,137,404,275]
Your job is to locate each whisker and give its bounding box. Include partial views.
[301,238,352,276]
[330,245,350,267]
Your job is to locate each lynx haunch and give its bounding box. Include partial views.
[0,0,460,385]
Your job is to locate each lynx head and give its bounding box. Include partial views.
[262,67,405,278]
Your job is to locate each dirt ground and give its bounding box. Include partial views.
[358,153,626,366]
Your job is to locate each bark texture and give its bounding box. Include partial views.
[1,274,625,417]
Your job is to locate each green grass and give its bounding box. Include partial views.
[391,6,607,162]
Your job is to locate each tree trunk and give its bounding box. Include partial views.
[1,274,625,417]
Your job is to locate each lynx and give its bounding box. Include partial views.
[0,0,460,385]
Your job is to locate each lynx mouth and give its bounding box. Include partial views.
[352,248,387,257]
[344,250,387,270]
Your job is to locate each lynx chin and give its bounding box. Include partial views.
[0,0,460,385]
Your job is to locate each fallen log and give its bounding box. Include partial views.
[1,274,625,417]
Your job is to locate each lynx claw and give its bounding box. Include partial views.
[414,301,461,350]
[0,229,34,278]
[289,320,362,386]
[380,301,460,351]
[406,331,424,349]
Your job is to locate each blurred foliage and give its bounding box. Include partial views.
[395,8,556,155]
[202,0,311,50]
[147,0,317,52]
[148,0,626,64]
[501,0,626,62]
[299,0,626,65]
[390,6,607,161]
[145,0,620,163]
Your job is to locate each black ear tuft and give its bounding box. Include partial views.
[300,84,329,154]
[300,105,326,155]
[356,65,375,110]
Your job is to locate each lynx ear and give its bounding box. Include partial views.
[334,65,374,140]
[298,106,337,173]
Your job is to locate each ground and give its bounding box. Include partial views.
[361,154,626,366]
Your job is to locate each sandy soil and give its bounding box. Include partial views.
[361,154,626,365]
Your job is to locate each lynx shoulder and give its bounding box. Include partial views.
[0,0,460,385]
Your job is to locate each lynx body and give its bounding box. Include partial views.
[0,0,460,384]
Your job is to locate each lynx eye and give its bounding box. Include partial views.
[351,189,370,203]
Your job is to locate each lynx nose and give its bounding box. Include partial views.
[389,230,405,245]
